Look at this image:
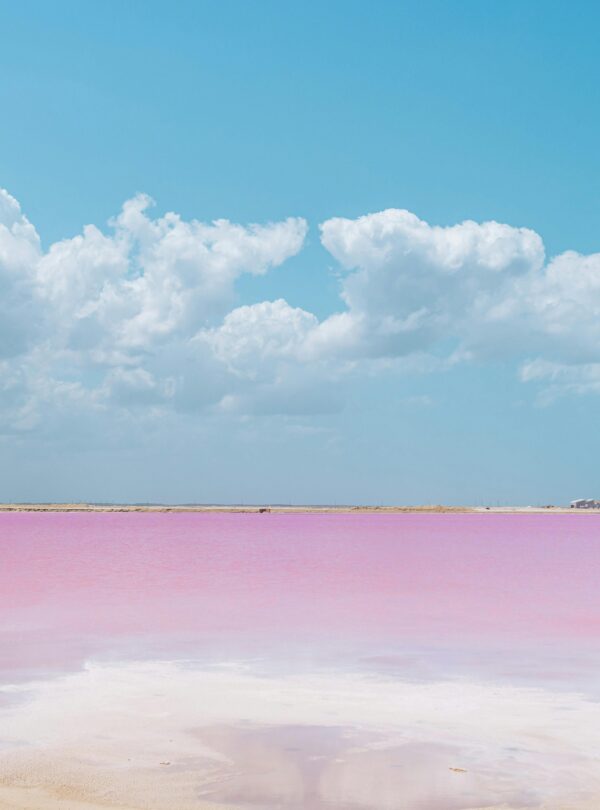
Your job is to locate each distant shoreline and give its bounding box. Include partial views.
[0,503,593,514]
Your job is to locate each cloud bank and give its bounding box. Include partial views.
[0,189,597,437]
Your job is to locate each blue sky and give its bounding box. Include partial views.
[1,0,600,504]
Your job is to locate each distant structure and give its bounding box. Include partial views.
[570,498,600,509]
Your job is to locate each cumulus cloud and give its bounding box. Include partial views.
[318,209,546,359]
[1,190,599,439]
[199,300,345,414]
[316,209,600,399]
[0,189,43,359]
[0,189,309,432]
[36,193,308,360]
[515,250,600,364]
[203,299,318,378]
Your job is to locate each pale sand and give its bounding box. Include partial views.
[0,785,143,810]
[2,661,600,809]
[0,785,236,810]
[2,785,600,810]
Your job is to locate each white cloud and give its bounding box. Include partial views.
[517,250,600,364]
[0,189,43,359]
[317,209,600,398]
[201,300,344,415]
[519,359,600,402]
[36,193,308,358]
[2,190,600,440]
[0,189,309,432]
[202,299,318,378]
[319,209,545,359]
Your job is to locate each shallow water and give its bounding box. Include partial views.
[1,513,600,808]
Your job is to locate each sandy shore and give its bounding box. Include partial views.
[3,660,600,810]
[0,785,234,810]
[0,785,141,810]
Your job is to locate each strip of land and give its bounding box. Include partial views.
[0,503,589,513]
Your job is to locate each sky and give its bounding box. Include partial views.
[1,0,600,505]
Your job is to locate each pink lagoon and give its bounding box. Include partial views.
[2,511,600,809]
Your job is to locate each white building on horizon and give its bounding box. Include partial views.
[570,498,600,509]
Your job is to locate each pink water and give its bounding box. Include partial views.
[2,512,600,809]
[2,512,600,673]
